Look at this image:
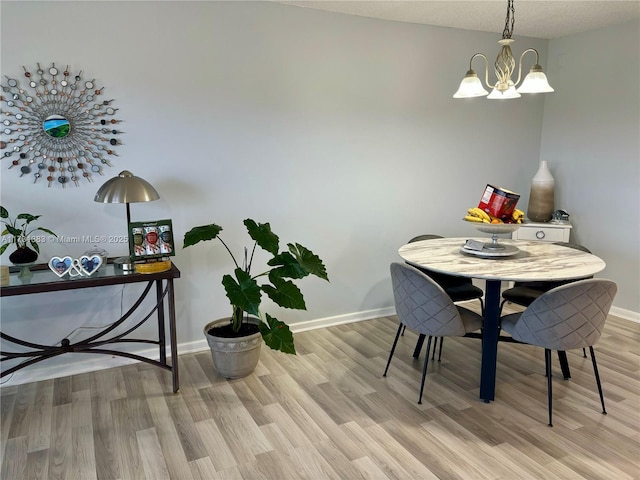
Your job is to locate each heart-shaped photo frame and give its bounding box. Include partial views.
[79,255,103,276]
[48,256,73,277]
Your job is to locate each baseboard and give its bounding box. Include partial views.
[0,351,147,388]
[610,306,640,323]
[3,303,635,388]
[178,306,398,354]
[0,306,397,388]
[290,306,397,333]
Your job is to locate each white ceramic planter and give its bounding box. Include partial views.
[203,317,262,379]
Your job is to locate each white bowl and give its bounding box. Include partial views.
[464,221,521,235]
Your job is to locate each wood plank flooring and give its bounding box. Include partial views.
[1,311,639,479]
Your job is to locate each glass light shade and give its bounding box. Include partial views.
[453,71,489,98]
[487,82,521,99]
[517,68,554,93]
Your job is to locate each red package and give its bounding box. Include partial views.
[478,184,520,219]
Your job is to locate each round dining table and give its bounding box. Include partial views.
[398,236,606,402]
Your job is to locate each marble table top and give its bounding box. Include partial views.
[398,237,606,282]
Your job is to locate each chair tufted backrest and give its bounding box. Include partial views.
[552,242,592,254]
[509,278,617,350]
[409,234,443,243]
[390,262,467,337]
[407,234,476,290]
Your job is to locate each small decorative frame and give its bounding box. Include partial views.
[1,62,123,188]
[128,219,175,262]
[48,255,103,278]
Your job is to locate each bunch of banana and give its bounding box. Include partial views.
[511,208,525,224]
[464,207,491,223]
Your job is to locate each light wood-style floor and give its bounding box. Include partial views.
[1,310,639,480]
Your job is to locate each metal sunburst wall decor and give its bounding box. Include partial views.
[1,62,123,188]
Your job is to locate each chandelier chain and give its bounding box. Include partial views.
[502,0,515,39]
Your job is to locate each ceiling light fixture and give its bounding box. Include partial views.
[453,0,554,99]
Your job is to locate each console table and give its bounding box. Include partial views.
[0,260,181,392]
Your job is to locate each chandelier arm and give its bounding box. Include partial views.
[469,53,495,89]
[515,48,540,86]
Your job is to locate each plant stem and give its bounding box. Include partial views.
[217,237,240,269]
[231,306,244,331]
[248,242,257,272]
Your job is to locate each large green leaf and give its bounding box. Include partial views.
[244,219,279,256]
[259,313,296,354]
[288,243,329,281]
[267,252,308,279]
[222,268,260,316]
[0,243,9,256]
[0,206,8,219]
[183,224,223,248]
[262,276,306,310]
[32,227,56,237]
[5,225,21,237]
[16,214,40,224]
[29,239,40,253]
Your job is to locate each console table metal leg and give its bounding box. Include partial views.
[168,278,179,393]
[156,280,167,365]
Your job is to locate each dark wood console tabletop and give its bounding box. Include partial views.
[1,260,181,392]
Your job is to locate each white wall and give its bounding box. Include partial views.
[542,20,640,312]
[2,1,634,385]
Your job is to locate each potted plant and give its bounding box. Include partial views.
[183,219,328,378]
[0,205,57,265]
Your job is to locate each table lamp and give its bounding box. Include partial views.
[94,170,160,271]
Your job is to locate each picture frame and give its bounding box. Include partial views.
[128,219,175,262]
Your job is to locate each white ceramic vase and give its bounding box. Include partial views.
[527,160,555,222]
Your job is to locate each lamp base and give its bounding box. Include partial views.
[135,259,172,274]
[113,256,135,273]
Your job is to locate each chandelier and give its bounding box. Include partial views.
[453,0,554,99]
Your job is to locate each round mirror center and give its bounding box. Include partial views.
[43,115,70,138]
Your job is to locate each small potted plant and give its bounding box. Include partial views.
[183,219,328,378]
[0,206,57,265]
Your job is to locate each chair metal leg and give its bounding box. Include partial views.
[383,323,404,377]
[418,336,433,404]
[437,337,444,362]
[589,346,607,415]
[545,349,553,427]
[582,348,587,358]
[413,334,426,358]
[431,337,438,360]
[557,351,571,379]
[499,299,507,315]
[401,325,406,336]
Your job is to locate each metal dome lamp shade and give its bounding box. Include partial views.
[94,170,160,270]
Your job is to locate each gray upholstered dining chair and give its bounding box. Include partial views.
[409,235,485,312]
[406,234,485,361]
[500,242,593,359]
[500,278,617,427]
[500,242,592,313]
[384,262,484,404]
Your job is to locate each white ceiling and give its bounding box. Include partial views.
[279,1,640,39]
